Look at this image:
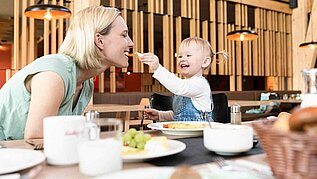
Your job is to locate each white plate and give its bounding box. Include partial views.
[122,140,186,162]
[0,148,46,174]
[147,121,222,136]
[96,166,264,179]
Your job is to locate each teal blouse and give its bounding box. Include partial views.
[0,54,93,140]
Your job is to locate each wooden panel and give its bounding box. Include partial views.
[28,0,35,64]
[163,15,170,70]
[227,0,291,14]
[210,0,216,75]
[132,4,138,72]
[139,11,144,73]
[51,0,57,54]
[21,0,27,68]
[98,72,104,93]
[202,20,209,75]
[110,66,116,93]
[169,15,174,73]
[217,0,224,75]
[175,16,182,74]
[13,0,19,69]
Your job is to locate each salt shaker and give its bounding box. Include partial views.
[85,110,99,121]
[230,104,241,125]
[85,110,100,140]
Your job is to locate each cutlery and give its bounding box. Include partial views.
[25,140,44,150]
[213,156,233,171]
[212,157,274,178]
[141,105,150,127]
[202,111,213,128]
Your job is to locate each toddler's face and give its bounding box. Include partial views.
[177,42,207,78]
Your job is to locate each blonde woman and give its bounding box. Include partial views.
[0,6,134,140]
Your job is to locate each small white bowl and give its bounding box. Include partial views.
[203,124,253,156]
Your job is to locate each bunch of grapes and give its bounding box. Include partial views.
[122,128,151,150]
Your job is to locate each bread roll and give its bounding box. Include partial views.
[289,107,317,131]
[272,112,291,132]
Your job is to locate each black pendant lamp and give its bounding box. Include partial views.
[226,1,258,41]
[24,4,71,20]
[299,17,317,50]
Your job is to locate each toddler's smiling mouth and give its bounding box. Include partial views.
[180,64,189,68]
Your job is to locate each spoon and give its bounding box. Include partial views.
[202,111,213,128]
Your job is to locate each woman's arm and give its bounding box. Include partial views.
[24,71,65,140]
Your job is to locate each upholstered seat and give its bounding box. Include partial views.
[211,93,230,123]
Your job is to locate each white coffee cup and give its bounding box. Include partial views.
[78,118,123,177]
[44,115,87,165]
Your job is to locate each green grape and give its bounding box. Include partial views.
[137,142,145,150]
[127,128,138,137]
[143,134,151,142]
[128,140,137,148]
[134,133,144,143]
[123,128,152,150]
[122,133,132,145]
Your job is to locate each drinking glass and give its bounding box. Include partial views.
[78,118,123,177]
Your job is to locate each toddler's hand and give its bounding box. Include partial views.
[144,108,159,121]
[136,52,160,71]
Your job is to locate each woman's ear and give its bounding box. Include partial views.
[202,57,211,68]
[94,33,104,49]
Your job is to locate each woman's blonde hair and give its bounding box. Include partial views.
[180,37,228,66]
[58,6,121,70]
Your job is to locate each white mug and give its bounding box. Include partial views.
[78,118,123,177]
[44,115,87,165]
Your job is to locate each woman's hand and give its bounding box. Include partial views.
[144,108,159,121]
[136,52,160,71]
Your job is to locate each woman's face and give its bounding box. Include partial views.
[100,16,134,68]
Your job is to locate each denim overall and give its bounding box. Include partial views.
[172,95,213,121]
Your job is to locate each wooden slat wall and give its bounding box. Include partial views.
[11,0,293,93]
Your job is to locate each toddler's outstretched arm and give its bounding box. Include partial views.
[136,52,160,71]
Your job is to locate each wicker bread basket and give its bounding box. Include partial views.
[253,122,317,179]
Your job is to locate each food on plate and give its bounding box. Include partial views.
[144,136,168,154]
[170,166,201,179]
[163,123,208,129]
[289,107,317,133]
[122,128,151,150]
[122,136,168,156]
[272,112,291,132]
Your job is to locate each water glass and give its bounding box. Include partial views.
[78,118,123,177]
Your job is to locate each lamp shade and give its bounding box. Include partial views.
[24,4,71,20]
[299,41,317,50]
[226,29,258,41]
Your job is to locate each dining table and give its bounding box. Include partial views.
[0,121,274,179]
